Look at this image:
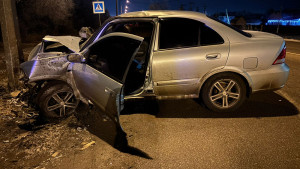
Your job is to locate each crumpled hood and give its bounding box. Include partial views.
[43,35,82,53]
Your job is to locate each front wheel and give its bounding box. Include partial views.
[201,73,247,113]
[38,82,79,119]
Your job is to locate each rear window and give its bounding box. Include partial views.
[208,16,252,38]
[200,24,224,46]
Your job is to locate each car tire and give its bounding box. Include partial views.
[201,73,247,113]
[38,82,79,120]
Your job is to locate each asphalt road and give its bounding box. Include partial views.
[45,40,300,169]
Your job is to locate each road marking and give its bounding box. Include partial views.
[276,90,300,118]
[286,52,300,56]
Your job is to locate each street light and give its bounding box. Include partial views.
[124,0,129,14]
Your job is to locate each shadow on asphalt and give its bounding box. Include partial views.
[75,102,152,159]
[123,91,299,118]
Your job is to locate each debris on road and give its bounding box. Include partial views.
[11,132,30,142]
[81,141,96,150]
[10,90,21,98]
[0,84,95,168]
[51,151,61,158]
[77,127,82,132]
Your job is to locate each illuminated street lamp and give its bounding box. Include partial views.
[124,0,129,14]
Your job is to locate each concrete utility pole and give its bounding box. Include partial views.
[0,0,23,91]
[116,0,118,16]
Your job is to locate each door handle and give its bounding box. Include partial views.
[206,53,220,59]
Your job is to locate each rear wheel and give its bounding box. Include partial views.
[201,73,247,112]
[38,82,79,119]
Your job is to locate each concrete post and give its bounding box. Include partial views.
[0,0,23,91]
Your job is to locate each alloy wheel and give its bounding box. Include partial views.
[46,91,78,117]
[209,79,241,109]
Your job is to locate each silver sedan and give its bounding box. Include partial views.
[21,11,289,121]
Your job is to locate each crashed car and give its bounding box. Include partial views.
[21,11,289,122]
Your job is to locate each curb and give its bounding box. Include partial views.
[284,39,300,43]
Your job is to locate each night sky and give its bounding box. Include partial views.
[103,0,300,16]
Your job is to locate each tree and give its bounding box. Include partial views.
[17,0,76,41]
[34,0,75,25]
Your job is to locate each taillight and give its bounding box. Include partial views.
[273,46,286,65]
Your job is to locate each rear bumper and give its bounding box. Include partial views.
[248,63,290,92]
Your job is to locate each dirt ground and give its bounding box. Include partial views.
[0,44,98,169]
[0,43,153,169]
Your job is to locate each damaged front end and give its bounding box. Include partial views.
[21,35,81,82]
[19,33,146,152]
[20,36,82,111]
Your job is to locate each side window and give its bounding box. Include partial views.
[200,24,224,46]
[159,18,225,50]
[87,36,141,82]
[159,18,200,49]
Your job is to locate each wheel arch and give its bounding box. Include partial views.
[29,77,80,98]
[197,67,253,98]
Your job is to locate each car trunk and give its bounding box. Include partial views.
[244,30,283,40]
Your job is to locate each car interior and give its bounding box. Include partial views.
[85,21,154,96]
[102,21,154,95]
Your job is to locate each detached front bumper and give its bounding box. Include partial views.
[248,63,290,92]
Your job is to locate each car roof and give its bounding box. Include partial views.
[118,10,207,19]
[116,10,250,43]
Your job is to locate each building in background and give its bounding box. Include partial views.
[266,18,300,26]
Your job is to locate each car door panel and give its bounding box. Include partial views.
[71,32,143,124]
[72,64,122,112]
[152,43,229,97]
[152,18,229,97]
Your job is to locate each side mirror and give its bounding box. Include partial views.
[67,53,86,63]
